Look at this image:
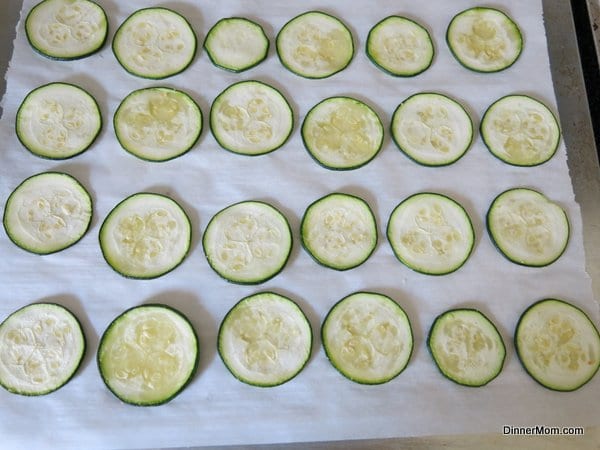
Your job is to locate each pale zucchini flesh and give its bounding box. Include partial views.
[99,193,192,279]
[428,309,506,387]
[218,292,312,387]
[481,95,560,166]
[112,7,197,79]
[204,18,269,72]
[210,81,293,156]
[322,292,413,384]
[391,93,473,166]
[302,96,384,170]
[387,193,475,275]
[202,201,292,284]
[0,303,85,396]
[16,82,102,159]
[25,0,108,60]
[276,11,354,79]
[3,172,92,255]
[114,87,202,162]
[486,188,569,267]
[515,299,600,391]
[97,304,198,405]
[366,16,434,77]
[301,193,377,270]
[446,7,523,73]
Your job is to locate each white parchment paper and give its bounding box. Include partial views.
[1,1,599,449]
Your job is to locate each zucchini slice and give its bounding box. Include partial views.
[391,92,473,166]
[301,96,384,170]
[446,7,523,73]
[99,193,192,279]
[16,82,102,159]
[276,11,354,79]
[112,7,197,79]
[515,299,600,391]
[114,87,202,162]
[97,304,198,405]
[387,193,474,275]
[0,303,85,396]
[218,292,312,387]
[486,188,569,267]
[428,309,505,387]
[204,18,269,72]
[321,292,413,384]
[202,201,292,284]
[25,0,108,60]
[3,172,92,255]
[481,95,561,166]
[301,193,377,270]
[210,81,293,156]
[366,16,434,77]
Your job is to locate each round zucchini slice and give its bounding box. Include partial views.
[218,292,312,387]
[99,193,192,279]
[428,309,506,387]
[202,201,292,284]
[0,302,85,396]
[301,193,377,270]
[515,299,600,391]
[204,17,269,72]
[391,92,473,166]
[366,15,434,77]
[302,96,384,170]
[321,292,413,384]
[25,0,108,60]
[446,7,523,73]
[210,80,294,156]
[112,7,197,79]
[486,188,569,267]
[114,87,202,162]
[387,193,475,275]
[3,172,92,255]
[16,82,102,159]
[481,95,560,166]
[97,304,199,405]
[276,11,354,79]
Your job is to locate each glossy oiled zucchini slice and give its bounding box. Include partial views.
[0,303,85,396]
[218,292,312,387]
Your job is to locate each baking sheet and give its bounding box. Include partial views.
[0,1,599,449]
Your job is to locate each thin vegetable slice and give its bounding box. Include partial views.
[301,193,377,270]
[112,7,197,79]
[446,7,523,73]
[218,292,312,387]
[322,292,413,384]
[0,303,85,396]
[3,172,92,255]
[202,201,292,284]
[481,95,560,166]
[387,193,475,275]
[391,92,473,166]
[276,11,354,79]
[25,0,108,60]
[16,82,102,159]
[428,309,506,387]
[302,96,384,170]
[515,299,600,391]
[210,81,293,156]
[486,188,569,267]
[114,87,202,162]
[97,304,198,405]
[204,18,269,72]
[366,16,434,77]
[99,193,192,279]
